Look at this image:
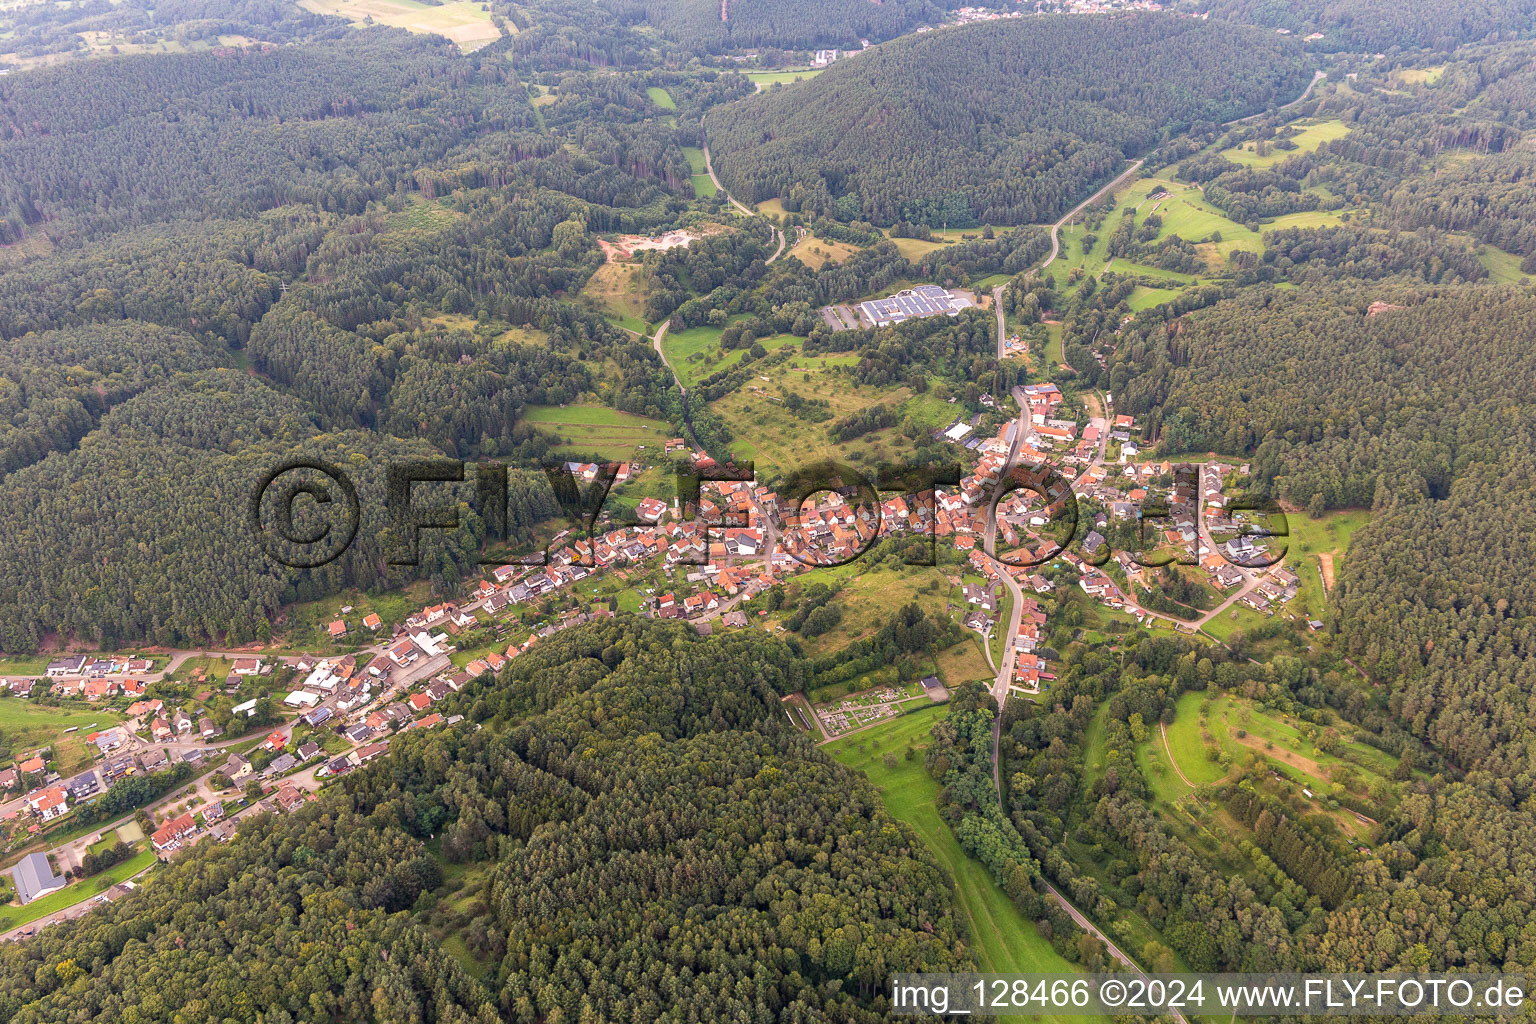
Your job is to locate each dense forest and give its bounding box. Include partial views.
[1192,0,1536,53]
[630,0,940,53]
[8,0,1536,1013]
[0,623,969,1021]
[707,16,1312,226]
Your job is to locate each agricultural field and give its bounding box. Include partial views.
[298,0,503,50]
[646,86,676,110]
[0,702,125,776]
[1219,119,1351,169]
[521,404,674,461]
[827,710,1089,1016]
[743,68,824,89]
[785,232,860,270]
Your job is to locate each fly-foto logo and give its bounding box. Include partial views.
[249,457,1288,571]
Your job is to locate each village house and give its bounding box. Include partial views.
[152,812,197,854]
[29,785,68,821]
[223,754,252,781]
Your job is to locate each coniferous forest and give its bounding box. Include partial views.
[5,0,1536,1019]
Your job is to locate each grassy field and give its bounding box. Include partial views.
[1162,691,1229,786]
[1044,323,1064,365]
[1202,602,1275,642]
[709,352,954,481]
[684,146,717,199]
[521,404,674,461]
[886,234,952,259]
[1154,690,1401,817]
[1078,702,1112,793]
[1220,119,1351,169]
[298,0,502,49]
[381,195,464,233]
[786,232,860,270]
[0,702,124,775]
[935,637,993,689]
[744,68,824,88]
[0,849,156,933]
[1284,508,1371,616]
[581,262,652,335]
[1126,285,1181,311]
[987,586,1013,666]
[646,86,676,110]
[660,318,802,386]
[1140,180,1262,252]
[796,563,954,660]
[1390,65,1446,86]
[1478,243,1528,283]
[1266,209,1346,232]
[826,711,1088,1013]
[0,656,50,676]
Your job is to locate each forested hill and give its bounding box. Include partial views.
[1195,0,1536,53]
[706,15,1312,226]
[0,622,968,1021]
[631,0,941,53]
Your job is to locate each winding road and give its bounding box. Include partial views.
[1225,70,1326,127]
[995,159,1145,360]
[702,143,754,217]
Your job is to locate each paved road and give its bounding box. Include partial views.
[702,144,754,217]
[766,225,786,263]
[1039,874,1190,1024]
[995,159,1145,360]
[1225,70,1326,127]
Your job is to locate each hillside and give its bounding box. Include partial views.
[706,15,1312,226]
[0,623,969,1020]
[632,0,941,52]
[1197,0,1536,52]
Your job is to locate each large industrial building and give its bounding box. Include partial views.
[858,285,973,327]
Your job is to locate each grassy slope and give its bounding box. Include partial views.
[521,404,673,461]
[0,849,156,932]
[1219,119,1350,169]
[826,710,1088,1023]
[0,702,125,775]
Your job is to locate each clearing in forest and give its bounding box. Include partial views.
[520,405,673,461]
[827,710,1093,1016]
[298,0,503,50]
